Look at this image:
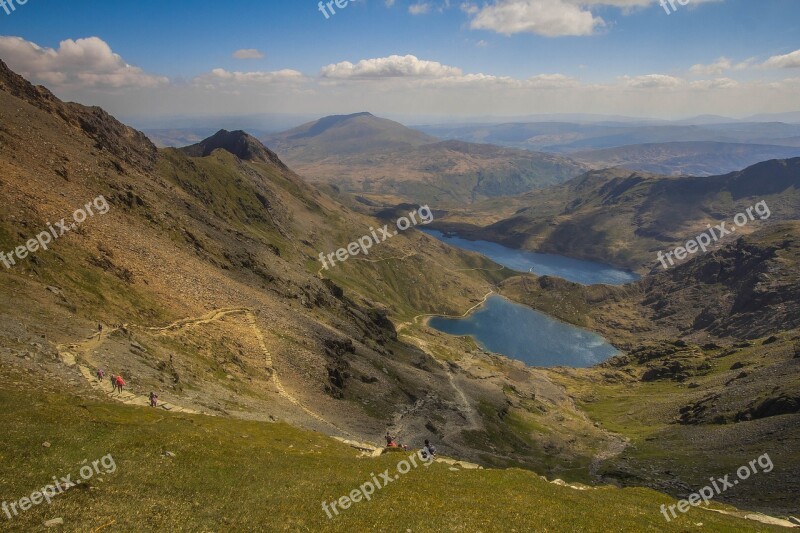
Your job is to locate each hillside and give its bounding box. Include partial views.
[0,58,535,467]
[497,223,800,516]
[2,59,799,528]
[436,158,800,270]
[264,114,587,205]
[2,364,782,531]
[0,59,649,486]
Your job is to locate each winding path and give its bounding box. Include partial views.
[57,308,357,437]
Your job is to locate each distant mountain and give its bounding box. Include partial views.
[262,112,437,162]
[571,141,800,176]
[416,121,800,153]
[745,111,800,123]
[445,158,800,269]
[670,114,740,125]
[264,113,587,205]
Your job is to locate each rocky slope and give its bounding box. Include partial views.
[499,224,800,515]
[0,60,621,477]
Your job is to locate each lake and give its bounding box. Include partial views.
[421,229,639,286]
[428,295,619,368]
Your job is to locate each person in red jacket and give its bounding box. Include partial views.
[114,375,126,394]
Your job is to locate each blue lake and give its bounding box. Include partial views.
[421,229,639,286]
[428,295,619,368]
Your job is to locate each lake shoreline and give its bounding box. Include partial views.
[427,294,620,368]
[420,228,640,286]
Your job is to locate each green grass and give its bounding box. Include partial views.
[0,367,776,532]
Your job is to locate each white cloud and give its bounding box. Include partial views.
[232,49,264,60]
[527,73,580,88]
[0,36,167,89]
[763,49,800,69]
[689,77,739,89]
[460,2,479,15]
[690,57,733,76]
[409,2,431,14]
[320,55,462,79]
[469,0,604,37]
[689,56,753,75]
[465,0,726,37]
[621,74,684,89]
[4,35,792,121]
[193,68,306,87]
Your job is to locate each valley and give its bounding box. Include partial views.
[1,30,799,530]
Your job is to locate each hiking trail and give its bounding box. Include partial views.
[57,308,358,438]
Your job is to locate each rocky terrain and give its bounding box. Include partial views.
[498,223,800,515]
[434,159,800,271]
[1,58,798,525]
[0,60,623,478]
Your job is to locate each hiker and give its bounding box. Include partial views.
[115,375,126,394]
[110,373,117,392]
[422,439,437,459]
[385,432,398,448]
[149,392,158,407]
[96,368,105,382]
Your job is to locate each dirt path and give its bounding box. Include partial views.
[395,293,489,437]
[57,329,201,414]
[57,309,359,437]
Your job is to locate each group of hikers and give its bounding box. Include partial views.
[385,432,437,459]
[95,368,158,407]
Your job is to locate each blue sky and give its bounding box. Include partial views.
[1,0,799,120]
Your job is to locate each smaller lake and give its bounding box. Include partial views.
[428,295,618,368]
[421,229,639,286]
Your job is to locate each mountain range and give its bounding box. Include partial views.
[1,57,799,527]
[261,112,588,205]
[434,158,800,270]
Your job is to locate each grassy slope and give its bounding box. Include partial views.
[547,335,800,516]
[285,142,587,207]
[0,365,774,532]
[497,227,800,515]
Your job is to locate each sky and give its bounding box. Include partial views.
[1,0,799,123]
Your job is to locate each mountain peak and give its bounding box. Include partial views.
[180,129,286,167]
[263,112,437,161]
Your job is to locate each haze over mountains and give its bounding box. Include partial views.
[262,112,588,205]
[418,120,800,152]
[418,120,800,176]
[570,141,800,176]
[145,112,800,205]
